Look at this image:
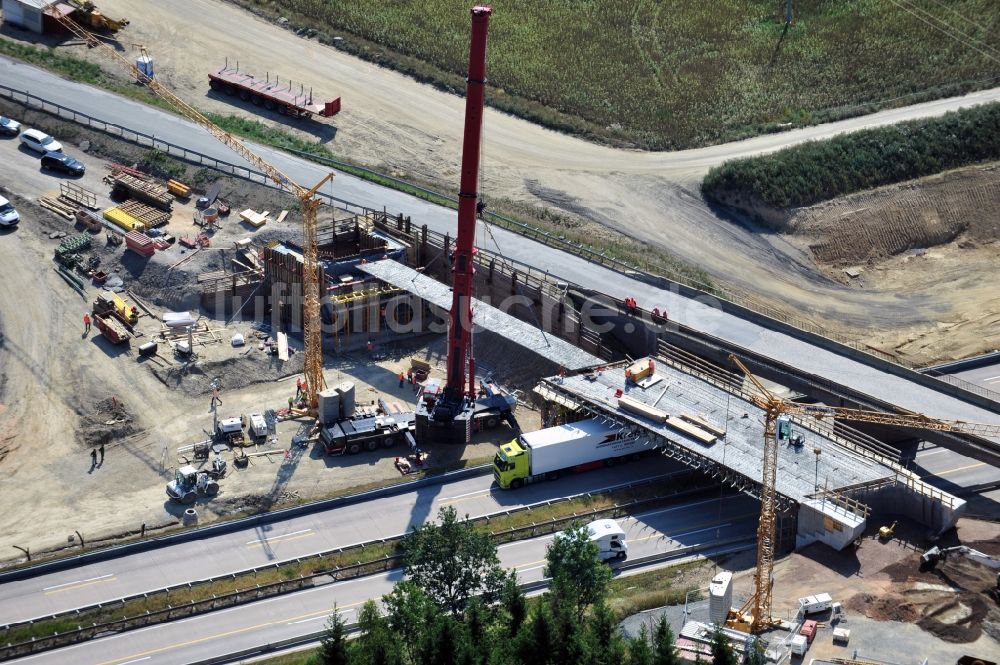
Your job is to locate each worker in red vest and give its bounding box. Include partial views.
[83,313,91,333]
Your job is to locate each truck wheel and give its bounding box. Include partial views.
[224,85,236,96]
[484,416,499,429]
[348,442,362,455]
[510,479,523,489]
[617,551,627,560]
[209,79,221,91]
[206,481,220,496]
[252,94,263,106]
[182,491,197,505]
[365,439,379,452]
[545,471,560,481]
[383,436,398,448]
[278,105,288,115]
[239,90,250,101]
[605,457,617,467]
[264,99,275,111]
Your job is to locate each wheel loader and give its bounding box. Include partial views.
[166,458,225,504]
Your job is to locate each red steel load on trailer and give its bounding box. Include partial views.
[208,63,341,118]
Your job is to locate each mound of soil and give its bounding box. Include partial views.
[151,349,304,396]
[76,395,139,448]
[846,592,921,623]
[789,165,1000,268]
[916,592,991,643]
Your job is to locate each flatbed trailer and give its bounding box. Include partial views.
[320,411,415,455]
[208,65,341,118]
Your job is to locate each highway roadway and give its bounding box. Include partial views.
[0,458,695,624]
[8,493,758,665]
[3,57,998,439]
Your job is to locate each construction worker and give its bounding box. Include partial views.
[210,388,222,409]
[295,378,304,400]
[367,340,374,354]
[83,313,91,333]
[287,396,294,410]
[90,448,97,468]
[399,372,405,388]
[99,444,105,464]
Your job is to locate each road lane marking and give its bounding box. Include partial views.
[288,608,355,625]
[928,462,986,477]
[632,495,740,520]
[440,488,492,501]
[92,598,371,665]
[246,528,314,547]
[44,574,115,594]
[983,374,1000,382]
[916,448,947,457]
[118,658,151,665]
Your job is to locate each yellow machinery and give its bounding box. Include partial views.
[68,1,129,33]
[878,521,897,540]
[726,354,1000,633]
[54,16,332,411]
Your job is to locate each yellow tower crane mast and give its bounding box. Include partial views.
[55,17,332,409]
[727,353,1000,633]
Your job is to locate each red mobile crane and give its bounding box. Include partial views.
[415,6,517,444]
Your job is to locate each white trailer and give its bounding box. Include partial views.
[493,418,652,489]
[798,592,833,615]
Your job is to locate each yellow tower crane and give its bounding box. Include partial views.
[54,17,332,410]
[727,353,1000,633]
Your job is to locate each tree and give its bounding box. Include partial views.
[502,575,528,635]
[515,603,554,665]
[652,615,680,665]
[404,505,511,614]
[710,625,739,665]
[316,605,349,665]
[587,602,625,665]
[383,581,438,664]
[352,600,402,665]
[628,625,653,665]
[744,635,766,665]
[545,523,612,620]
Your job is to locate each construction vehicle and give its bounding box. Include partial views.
[93,290,138,327]
[320,410,416,455]
[413,6,496,445]
[878,521,897,540]
[67,0,129,34]
[208,62,341,118]
[166,459,225,504]
[50,12,334,416]
[920,545,1000,580]
[93,311,130,344]
[419,376,518,439]
[724,354,1000,633]
[494,418,649,489]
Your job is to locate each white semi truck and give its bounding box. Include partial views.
[493,418,652,489]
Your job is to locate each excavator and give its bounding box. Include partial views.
[67,0,129,35]
[921,544,1000,604]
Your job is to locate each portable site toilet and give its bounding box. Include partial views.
[136,54,154,83]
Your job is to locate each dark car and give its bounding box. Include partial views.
[41,151,85,176]
[0,116,20,137]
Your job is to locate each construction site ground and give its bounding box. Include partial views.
[9,0,999,365]
[0,116,541,563]
[622,517,1000,663]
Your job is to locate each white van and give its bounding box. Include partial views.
[0,196,19,227]
[19,128,62,154]
[586,519,628,561]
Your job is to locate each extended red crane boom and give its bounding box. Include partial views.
[444,5,491,403]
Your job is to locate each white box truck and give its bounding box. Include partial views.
[798,593,833,615]
[493,418,651,489]
[586,519,628,560]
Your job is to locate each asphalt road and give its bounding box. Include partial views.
[952,362,1000,392]
[8,495,758,665]
[0,457,695,624]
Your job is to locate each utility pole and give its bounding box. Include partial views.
[813,447,822,492]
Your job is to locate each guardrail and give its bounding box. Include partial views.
[3,83,998,409]
[0,472,710,659]
[183,537,756,665]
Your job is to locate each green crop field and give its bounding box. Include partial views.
[235,0,1000,149]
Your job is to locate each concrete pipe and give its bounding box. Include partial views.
[182,508,198,525]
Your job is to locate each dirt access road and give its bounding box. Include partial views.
[70,0,1000,356]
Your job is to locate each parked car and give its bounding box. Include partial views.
[0,116,20,137]
[0,196,20,227]
[41,151,85,176]
[19,128,62,154]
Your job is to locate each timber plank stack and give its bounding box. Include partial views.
[104,166,172,211]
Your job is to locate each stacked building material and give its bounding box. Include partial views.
[104,168,172,211]
[115,200,172,228]
[104,206,147,233]
[125,231,156,257]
